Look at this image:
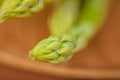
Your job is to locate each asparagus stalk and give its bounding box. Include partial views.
[0,0,44,22]
[29,0,110,63]
[49,0,81,35]
[71,0,110,51]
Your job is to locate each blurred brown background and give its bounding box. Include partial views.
[0,0,120,80]
[0,65,72,80]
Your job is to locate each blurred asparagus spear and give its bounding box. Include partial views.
[0,0,44,22]
[49,0,81,35]
[29,0,110,63]
[70,0,110,51]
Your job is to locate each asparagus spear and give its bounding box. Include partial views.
[30,33,76,63]
[49,0,81,35]
[71,0,110,51]
[0,0,44,22]
[29,0,110,63]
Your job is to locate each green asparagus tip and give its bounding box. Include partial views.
[0,0,44,22]
[29,34,76,63]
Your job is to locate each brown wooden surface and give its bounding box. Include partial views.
[0,0,120,79]
[0,64,73,80]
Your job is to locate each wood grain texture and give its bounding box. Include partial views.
[0,0,120,79]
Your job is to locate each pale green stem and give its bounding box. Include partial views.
[70,0,110,51]
[48,0,81,35]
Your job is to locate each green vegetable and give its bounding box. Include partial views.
[0,0,110,63]
[30,33,76,63]
[70,0,110,51]
[49,0,81,35]
[29,0,110,63]
[0,0,44,22]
